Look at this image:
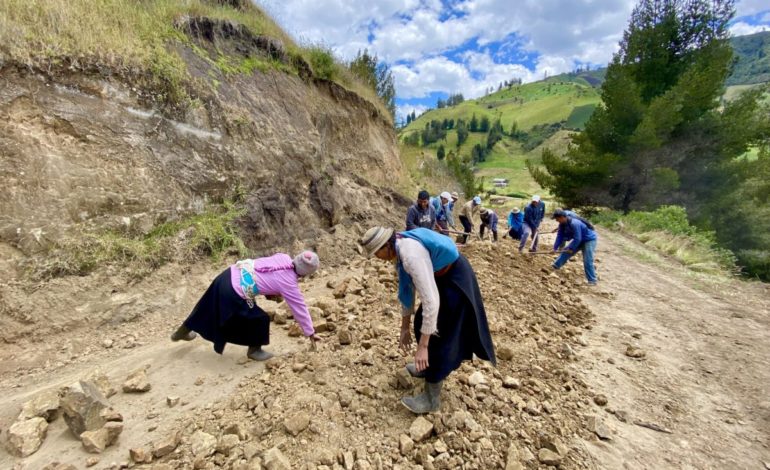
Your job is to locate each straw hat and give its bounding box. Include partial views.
[360,226,394,257]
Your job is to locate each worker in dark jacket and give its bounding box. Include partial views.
[552,209,598,285]
[406,190,437,231]
[479,208,499,242]
[519,195,545,252]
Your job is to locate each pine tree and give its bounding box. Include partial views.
[437,144,446,161]
[469,114,479,132]
[349,49,396,119]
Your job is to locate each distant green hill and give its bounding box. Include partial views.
[399,77,601,200]
[727,31,770,86]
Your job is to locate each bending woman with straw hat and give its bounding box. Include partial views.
[360,227,496,414]
[170,251,322,361]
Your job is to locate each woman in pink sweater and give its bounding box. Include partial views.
[171,251,322,361]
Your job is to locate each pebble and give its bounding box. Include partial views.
[409,416,434,442]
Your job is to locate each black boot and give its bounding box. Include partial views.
[247,345,274,361]
[170,325,197,342]
[401,381,442,414]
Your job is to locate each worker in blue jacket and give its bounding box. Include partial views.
[520,195,545,252]
[507,207,524,240]
[552,209,598,285]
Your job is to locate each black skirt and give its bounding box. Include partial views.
[414,254,496,383]
[183,268,270,354]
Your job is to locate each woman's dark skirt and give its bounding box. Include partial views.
[414,254,496,383]
[183,268,270,354]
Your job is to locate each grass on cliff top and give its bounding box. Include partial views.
[0,0,293,68]
[31,201,248,280]
[0,0,393,123]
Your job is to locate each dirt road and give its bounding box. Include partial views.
[1,230,768,469]
[577,231,770,469]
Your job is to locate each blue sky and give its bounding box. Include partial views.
[257,0,770,123]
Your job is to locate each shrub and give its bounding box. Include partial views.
[31,201,247,280]
[307,46,337,81]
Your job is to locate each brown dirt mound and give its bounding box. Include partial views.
[144,242,598,469]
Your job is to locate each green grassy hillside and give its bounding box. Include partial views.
[727,31,770,86]
[399,76,600,203]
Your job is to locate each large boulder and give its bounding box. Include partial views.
[59,380,110,437]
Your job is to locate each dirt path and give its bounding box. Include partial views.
[1,230,768,469]
[577,231,770,469]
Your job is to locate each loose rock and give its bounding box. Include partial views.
[7,417,48,457]
[18,389,60,422]
[190,430,217,457]
[60,380,110,437]
[122,366,151,393]
[284,412,310,436]
[409,416,434,442]
[538,448,562,466]
[264,447,291,470]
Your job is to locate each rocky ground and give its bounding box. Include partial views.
[1,227,768,470]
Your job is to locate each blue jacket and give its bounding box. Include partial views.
[554,217,598,252]
[430,197,449,227]
[523,201,545,230]
[396,228,460,310]
[507,211,523,231]
[405,203,436,231]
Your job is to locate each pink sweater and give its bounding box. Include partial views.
[230,253,315,336]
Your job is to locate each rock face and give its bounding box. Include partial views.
[7,417,49,457]
[60,381,110,437]
[0,25,407,342]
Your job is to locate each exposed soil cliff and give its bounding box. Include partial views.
[0,17,408,342]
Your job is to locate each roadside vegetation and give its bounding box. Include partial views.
[592,206,737,275]
[29,201,248,280]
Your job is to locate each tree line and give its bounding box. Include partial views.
[529,0,770,278]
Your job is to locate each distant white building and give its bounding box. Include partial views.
[493,178,508,188]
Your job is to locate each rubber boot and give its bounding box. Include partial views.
[401,381,442,414]
[247,346,274,361]
[405,363,426,378]
[170,324,197,342]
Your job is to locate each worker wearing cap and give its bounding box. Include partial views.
[507,207,524,240]
[479,208,499,242]
[359,226,496,414]
[458,196,482,244]
[551,209,598,285]
[520,195,545,252]
[430,191,453,233]
[406,190,437,231]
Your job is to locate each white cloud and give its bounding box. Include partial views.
[730,21,770,36]
[391,50,577,100]
[396,104,428,122]
[256,1,767,103]
[736,2,770,17]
